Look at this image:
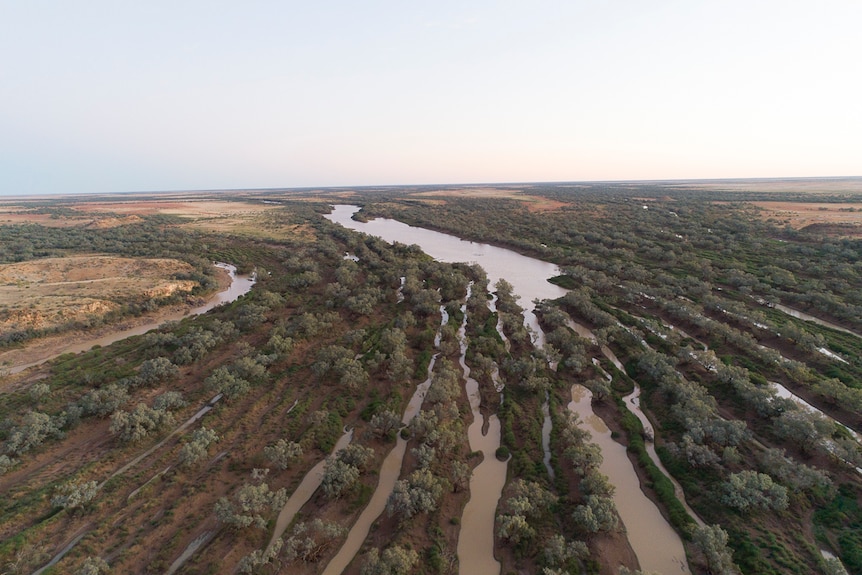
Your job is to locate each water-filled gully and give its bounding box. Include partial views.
[325,205,690,573]
[9,263,255,375]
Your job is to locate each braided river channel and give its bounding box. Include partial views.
[325,205,689,574]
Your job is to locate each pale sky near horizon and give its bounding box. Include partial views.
[1,1,861,196]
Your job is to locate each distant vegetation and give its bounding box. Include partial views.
[0,181,861,574]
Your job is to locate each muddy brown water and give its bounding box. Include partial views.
[267,429,355,552]
[622,385,706,528]
[568,384,690,574]
[326,206,691,573]
[7,263,255,374]
[456,290,508,574]
[326,205,568,345]
[321,317,444,575]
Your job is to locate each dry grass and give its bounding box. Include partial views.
[0,256,195,333]
[1,199,315,240]
[73,200,318,241]
[413,187,567,211]
[749,201,862,232]
[0,210,90,228]
[682,179,862,194]
[73,200,273,218]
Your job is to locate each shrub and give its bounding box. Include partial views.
[282,519,347,563]
[51,480,98,510]
[5,411,65,455]
[264,439,303,470]
[178,426,219,467]
[721,470,789,513]
[109,404,174,444]
[360,545,419,575]
[214,481,288,530]
[77,556,110,575]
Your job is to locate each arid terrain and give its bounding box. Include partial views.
[750,201,862,235]
[0,256,196,334]
[2,179,862,575]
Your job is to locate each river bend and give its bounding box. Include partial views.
[325,205,690,573]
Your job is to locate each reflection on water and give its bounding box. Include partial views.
[772,381,859,441]
[322,315,445,575]
[268,429,354,552]
[325,205,689,573]
[325,205,567,344]
[623,386,706,528]
[456,289,508,574]
[568,384,689,574]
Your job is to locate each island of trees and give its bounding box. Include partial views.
[1,178,861,575]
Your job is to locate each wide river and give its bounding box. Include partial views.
[325,205,688,574]
[326,205,567,344]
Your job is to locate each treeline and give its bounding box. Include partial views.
[358,191,862,333]
[342,188,862,575]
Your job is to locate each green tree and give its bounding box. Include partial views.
[178,426,218,467]
[78,384,130,418]
[360,546,419,575]
[51,480,98,510]
[387,469,447,521]
[136,357,179,387]
[543,534,589,568]
[496,513,535,544]
[77,556,110,575]
[572,495,619,533]
[214,481,288,530]
[692,524,740,574]
[721,470,788,513]
[109,404,174,444]
[282,519,347,563]
[264,439,303,470]
[5,411,65,455]
[321,459,360,499]
[0,454,17,475]
[152,391,186,412]
[370,410,402,438]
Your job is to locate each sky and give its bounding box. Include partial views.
[1,1,861,196]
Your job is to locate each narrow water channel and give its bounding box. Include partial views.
[7,263,255,374]
[321,314,445,575]
[267,429,354,551]
[324,205,690,573]
[541,391,554,481]
[771,302,862,339]
[568,384,690,574]
[622,386,706,528]
[771,382,860,441]
[488,294,510,353]
[456,287,508,574]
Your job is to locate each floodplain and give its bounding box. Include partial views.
[1,178,862,575]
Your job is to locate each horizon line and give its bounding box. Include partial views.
[2,174,862,201]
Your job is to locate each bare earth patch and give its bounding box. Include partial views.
[0,210,89,228]
[749,201,862,234]
[0,255,195,334]
[77,200,319,241]
[413,187,566,211]
[73,200,275,218]
[681,178,862,194]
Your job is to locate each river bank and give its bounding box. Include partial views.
[325,205,691,574]
[0,263,253,383]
